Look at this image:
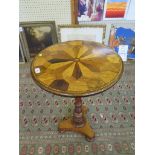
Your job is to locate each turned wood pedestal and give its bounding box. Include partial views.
[58,97,95,141]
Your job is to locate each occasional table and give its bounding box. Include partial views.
[31,40,123,141]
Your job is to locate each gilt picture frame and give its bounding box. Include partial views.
[19,21,58,61]
[58,25,106,44]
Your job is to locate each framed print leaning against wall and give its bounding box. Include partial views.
[19,37,26,63]
[109,24,135,59]
[58,25,106,44]
[19,21,58,61]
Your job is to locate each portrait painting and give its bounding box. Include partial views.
[104,0,130,18]
[20,21,58,59]
[78,0,105,21]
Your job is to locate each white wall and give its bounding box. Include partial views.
[126,0,135,20]
[19,0,72,25]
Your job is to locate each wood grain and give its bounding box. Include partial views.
[31,40,123,96]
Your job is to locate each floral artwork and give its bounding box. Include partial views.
[105,0,129,18]
[109,26,135,59]
[78,0,105,21]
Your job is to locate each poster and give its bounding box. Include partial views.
[105,0,130,18]
[78,0,105,21]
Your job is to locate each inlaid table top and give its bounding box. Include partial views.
[31,40,123,96]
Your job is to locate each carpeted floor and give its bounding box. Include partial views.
[19,62,135,155]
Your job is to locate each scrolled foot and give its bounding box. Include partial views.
[58,129,65,133]
[85,136,95,142]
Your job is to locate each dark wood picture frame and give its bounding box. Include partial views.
[19,21,58,61]
[71,0,78,24]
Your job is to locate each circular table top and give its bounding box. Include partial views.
[31,40,123,97]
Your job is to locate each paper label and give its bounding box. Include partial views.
[118,45,128,61]
[19,27,23,32]
[34,68,40,74]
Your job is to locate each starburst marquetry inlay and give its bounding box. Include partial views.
[31,40,123,96]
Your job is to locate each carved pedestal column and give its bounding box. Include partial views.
[73,97,85,127]
[58,97,95,141]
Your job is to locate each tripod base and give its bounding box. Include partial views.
[58,105,95,141]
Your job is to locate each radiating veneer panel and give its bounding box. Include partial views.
[31,40,123,96]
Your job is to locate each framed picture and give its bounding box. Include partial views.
[19,21,58,60]
[109,25,135,59]
[58,25,106,44]
[19,38,26,63]
[77,0,105,22]
[103,0,130,19]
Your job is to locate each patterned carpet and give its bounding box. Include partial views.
[19,62,135,155]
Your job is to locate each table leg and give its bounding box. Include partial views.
[58,97,95,141]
